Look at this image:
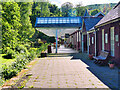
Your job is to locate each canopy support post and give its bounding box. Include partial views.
[56,29,58,53]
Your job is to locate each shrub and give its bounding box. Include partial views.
[1,64,18,80]
[5,49,16,59]
[28,50,36,60]
[1,52,36,80]
[29,48,37,52]
[2,47,10,54]
[2,54,27,79]
[34,41,43,48]
[1,43,48,80]
[0,48,2,54]
[15,45,28,54]
[24,44,30,50]
[11,55,27,71]
[37,43,48,53]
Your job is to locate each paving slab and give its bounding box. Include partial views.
[25,56,109,88]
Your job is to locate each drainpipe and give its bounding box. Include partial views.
[87,32,89,55]
[80,32,82,52]
[82,33,84,53]
[78,31,79,50]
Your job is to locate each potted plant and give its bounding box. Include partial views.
[89,54,93,60]
[108,61,115,69]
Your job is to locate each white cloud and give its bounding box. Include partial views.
[49,0,119,8]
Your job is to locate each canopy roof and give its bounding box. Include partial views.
[35,17,82,37]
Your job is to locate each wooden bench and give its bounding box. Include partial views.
[93,50,109,66]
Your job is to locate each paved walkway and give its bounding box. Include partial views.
[51,45,78,53]
[72,53,119,89]
[25,57,108,88]
[24,45,119,89]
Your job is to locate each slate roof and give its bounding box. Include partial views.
[89,27,95,31]
[96,1,120,26]
[81,17,102,31]
[94,11,105,17]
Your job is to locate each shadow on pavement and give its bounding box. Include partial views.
[71,53,119,89]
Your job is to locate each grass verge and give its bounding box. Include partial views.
[0,54,16,86]
[1,58,38,89]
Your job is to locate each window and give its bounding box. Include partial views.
[62,18,66,23]
[92,37,94,44]
[37,17,80,24]
[56,18,59,23]
[73,18,78,23]
[102,29,104,50]
[48,18,52,24]
[105,33,108,43]
[44,18,47,23]
[51,19,56,23]
[71,19,74,23]
[59,18,63,23]
[70,18,79,23]
[76,18,79,23]
[66,18,70,23]
[115,35,118,42]
[38,18,44,24]
[110,27,115,56]
[89,37,90,46]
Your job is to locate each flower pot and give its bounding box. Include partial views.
[109,64,114,69]
[89,54,93,60]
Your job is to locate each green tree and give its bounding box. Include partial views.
[61,2,73,17]
[48,3,62,17]
[30,2,56,43]
[90,9,100,16]
[2,2,21,50]
[31,2,50,27]
[18,2,35,42]
[0,3,2,50]
[76,6,86,16]
[68,9,77,17]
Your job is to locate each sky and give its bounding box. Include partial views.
[49,0,119,8]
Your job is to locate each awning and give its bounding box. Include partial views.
[35,17,82,37]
